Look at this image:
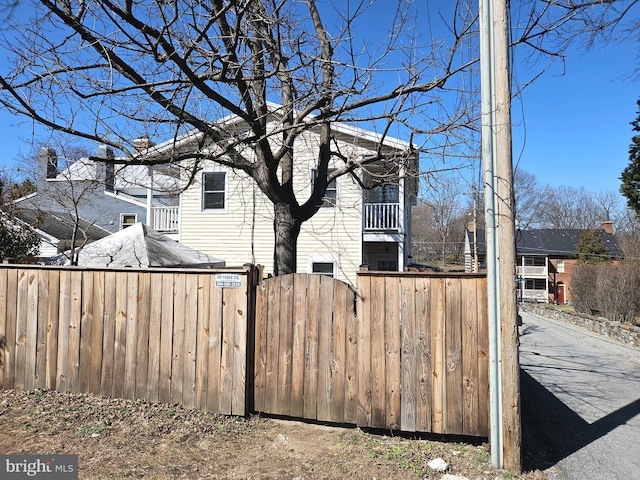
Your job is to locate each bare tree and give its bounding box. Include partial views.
[18,144,108,265]
[513,168,550,230]
[1,0,637,274]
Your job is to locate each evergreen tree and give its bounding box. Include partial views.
[620,99,640,216]
[575,229,610,265]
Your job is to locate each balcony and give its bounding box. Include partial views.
[364,203,400,231]
[516,265,547,277]
[152,206,179,232]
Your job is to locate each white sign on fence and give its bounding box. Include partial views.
[215,273,242,288]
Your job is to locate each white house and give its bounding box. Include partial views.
[144,112,418,285]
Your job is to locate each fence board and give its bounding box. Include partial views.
[264,277,281,414]
[356,274,372,426]
[206,278,223,414]
[158,273,174,404]
[182,274,198,410]
[370,275,386,427]
[79,272,94,393]
[100,271,117,396]
[4,268,18,390]
[302,274,319,418]
[124,272,139,399]
[232,280,248,415]
[445,278,463,434]
[330,280,347,423]
[400,276,417,431]
[196,274,210,411]
[289,274,308,418]
[15,270,29,391]
[385,277,401,430]
[171,273,186,405]
[0,269,6,389]
[277,274,294,415]
[34,271,48,390]
[89,272,104,395]
[415,276,432,432]
[56,271,71,393]
[136,272,151,401]
[462,278,480,436]
[112,272,128,398]
[316,275,334,422]
[430,277,445,434]
[146,273,162,402]
[253,280,268,412]
[344,284,359,424]
[25,270,39,391]
[219,282,236,415]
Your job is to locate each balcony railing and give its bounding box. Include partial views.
[520,289,548,302]
[364,203,400,231]
[516,266,547,277]
[152,206,179,232]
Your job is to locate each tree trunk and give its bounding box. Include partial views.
[273,202,302,276]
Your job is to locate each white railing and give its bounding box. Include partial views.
[520,289,548,302]
[517,266,547,277]
[152,206,179,232]
[364,203,400,231]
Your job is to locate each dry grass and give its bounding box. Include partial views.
[0,389,549,480]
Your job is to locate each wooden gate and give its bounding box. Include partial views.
[253,272,489,436]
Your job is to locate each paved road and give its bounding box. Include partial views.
[519,310,640,480]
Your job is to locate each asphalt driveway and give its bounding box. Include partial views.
[520,310,640,480]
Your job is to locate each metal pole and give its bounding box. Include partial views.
[479,0,503,468]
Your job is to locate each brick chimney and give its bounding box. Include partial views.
[38,146,58,181]
[134,138,155,154]
[601,221,613,234]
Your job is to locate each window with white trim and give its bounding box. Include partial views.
[557,260,565,273]
[120,213,137,230]
[202,172,226,210]
[309,254,338,278]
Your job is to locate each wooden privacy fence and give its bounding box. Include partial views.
[0,265,489,438]
[0,265,257,416]
[253,271,489,437]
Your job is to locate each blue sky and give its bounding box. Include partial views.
[512,39,638,195]
[0,3,637,197]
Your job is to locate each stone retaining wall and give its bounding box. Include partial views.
[519,303,640,349]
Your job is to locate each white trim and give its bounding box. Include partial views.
[104,190,148,208]
[201,170,228,213]
[119,213,138,230]
[308,253,339,278]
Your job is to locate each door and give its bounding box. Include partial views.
[557,282,565,304]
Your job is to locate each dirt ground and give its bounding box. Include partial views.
[0,389,548,479]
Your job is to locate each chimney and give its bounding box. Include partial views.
[38,147,58,180]
[134,138,155,154]
[601,221,613,234]
[95,145,115,192]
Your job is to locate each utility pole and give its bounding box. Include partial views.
[480,0,521,472]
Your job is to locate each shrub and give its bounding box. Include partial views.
[571,261,640,324]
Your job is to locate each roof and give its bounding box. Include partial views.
[14,208,110,243]
[46,222,225,268]
[468,227,622,259]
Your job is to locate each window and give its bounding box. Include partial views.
[525,278,547,290]
[311,168,337,207]
[312,262,335,277]
[120,213,137,230]
[557,260,565,273]
[202,172,226,210]
[524,257,546,267]
[309,254,338,278]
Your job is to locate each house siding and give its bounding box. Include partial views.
[179,128,387,285]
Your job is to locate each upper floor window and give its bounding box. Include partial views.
[311,168,337,207]
[202,172,226,210]
[120,213,137,230]
[557,260,565,273]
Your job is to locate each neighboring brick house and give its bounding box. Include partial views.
[464,222,622,304]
